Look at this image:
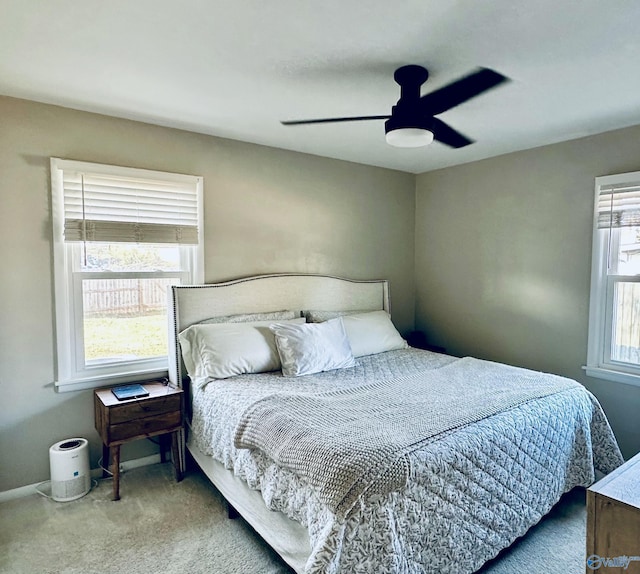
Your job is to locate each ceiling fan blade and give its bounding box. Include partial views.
[281,115,390,126]
[420,68,509,116]
[431,118,474,148]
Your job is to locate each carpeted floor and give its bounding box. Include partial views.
[0,462,587,574]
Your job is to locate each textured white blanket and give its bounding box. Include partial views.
[233,356,580,518]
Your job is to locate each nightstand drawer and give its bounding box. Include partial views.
[109,410,182,442]
[109,393,181,424]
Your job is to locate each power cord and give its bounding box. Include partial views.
[97,455,114,477]
[34,478,99,500]
[35,480,51,499]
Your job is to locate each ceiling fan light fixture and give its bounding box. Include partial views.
[385,127,434,148]
[282,65,508,151]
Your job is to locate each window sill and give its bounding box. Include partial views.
[583,365,640,388]
[55,368,169,393]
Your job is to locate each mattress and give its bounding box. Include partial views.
[189,348,622,574]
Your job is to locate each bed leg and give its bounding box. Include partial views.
[227,502,239,519]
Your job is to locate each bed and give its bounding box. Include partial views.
[168,273,623,574]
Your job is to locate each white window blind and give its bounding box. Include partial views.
[586,170,640,387]
[62,169,200,244]
[597,181,640,230]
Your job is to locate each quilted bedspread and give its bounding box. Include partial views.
[190,349,623,574]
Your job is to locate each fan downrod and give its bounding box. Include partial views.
[394,65,429,106]
[394,65,429,88]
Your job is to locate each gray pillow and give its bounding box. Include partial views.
[199,310,299,324]
[304,309,369,323]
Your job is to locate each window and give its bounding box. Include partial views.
[586,170,640,386]
[51,159,203,392]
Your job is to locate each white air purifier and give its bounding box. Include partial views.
[49,438,91,502]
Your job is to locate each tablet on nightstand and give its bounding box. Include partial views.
[111,384,149,401]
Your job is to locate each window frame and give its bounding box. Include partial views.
[51,158,204,392]
[585,171,640,387]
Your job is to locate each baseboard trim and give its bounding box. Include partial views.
[0,454,161,503]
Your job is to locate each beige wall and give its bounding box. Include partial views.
[0,96,415,491]
[4,91,638,492]
[415,125,640,459]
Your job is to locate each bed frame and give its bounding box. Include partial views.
[168,273,390,573]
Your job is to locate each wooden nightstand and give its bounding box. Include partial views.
[587,452,640,573]
[94,382,184,501]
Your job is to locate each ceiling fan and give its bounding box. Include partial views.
[281,65,509,149]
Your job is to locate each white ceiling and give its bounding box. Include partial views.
[2,0,640,174]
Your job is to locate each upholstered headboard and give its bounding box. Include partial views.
[168,273,390,388]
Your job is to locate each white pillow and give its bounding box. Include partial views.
[179,317,305,384]
[341,310,408,358]
[270,318,356,377]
